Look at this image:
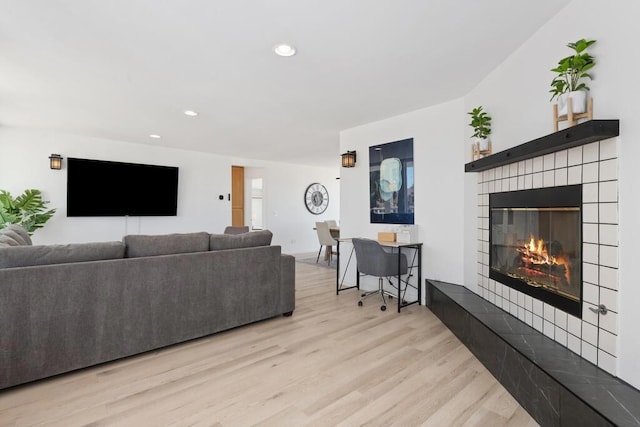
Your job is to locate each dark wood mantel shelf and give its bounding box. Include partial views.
[465,119,619,173]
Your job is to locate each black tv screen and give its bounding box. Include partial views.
[67,157,179,217]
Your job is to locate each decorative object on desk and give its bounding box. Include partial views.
[377,232,396,242]
[468,106,492,160]
[550,38,596,131]
[48,153,63,170]
[341,150,356,168]
[369,138,414,225]
[0,189,56,235]
[394,224,418,243]
[304,183,329,215]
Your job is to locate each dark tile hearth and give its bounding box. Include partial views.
[426,279,640,427]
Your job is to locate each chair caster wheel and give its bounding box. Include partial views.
[380,305,386,311]
[361,293,366,297]
[358,301,363,307]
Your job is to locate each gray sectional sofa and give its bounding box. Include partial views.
[0,226,295,390]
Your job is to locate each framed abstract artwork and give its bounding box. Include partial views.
[369,138,414,224]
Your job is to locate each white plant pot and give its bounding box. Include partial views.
[557,91,587,116]
[475,137,490,152]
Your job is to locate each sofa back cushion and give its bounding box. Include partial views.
[124,232,210,258]
[0,241,125,268]
[209,230,273,251]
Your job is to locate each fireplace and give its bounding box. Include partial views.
[489,185,582,317]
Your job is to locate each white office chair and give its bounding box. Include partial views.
[325,220,338,227]
[315,221,337,265]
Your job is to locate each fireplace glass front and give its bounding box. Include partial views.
[489,185,582,317]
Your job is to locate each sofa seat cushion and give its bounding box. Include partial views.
[209,230,273,251]
[0,241,125,268]
[124,232,210,258]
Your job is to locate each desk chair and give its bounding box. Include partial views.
[315,221,337,265]
[352,238,407,311]
[224,226,249,234]
[325,220,338,227]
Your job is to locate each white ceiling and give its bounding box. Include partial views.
[0,1,570,168]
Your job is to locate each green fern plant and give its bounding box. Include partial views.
[0,189,56,235]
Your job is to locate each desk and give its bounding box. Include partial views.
[336,238,422,313]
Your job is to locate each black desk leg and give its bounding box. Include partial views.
[397,247,402,313]
[418,245,422,306]
[336,239,340,295]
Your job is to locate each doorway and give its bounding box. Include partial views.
[231,166,244,226]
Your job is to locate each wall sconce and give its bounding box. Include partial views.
[49,154,63,170]
[341,150,356,168]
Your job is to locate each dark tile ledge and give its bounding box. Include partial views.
[426,279,640,427]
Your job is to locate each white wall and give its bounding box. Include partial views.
[338,0,640,389]
[339,98,466,290]
[0,128,339,254]
[464,0,640,388]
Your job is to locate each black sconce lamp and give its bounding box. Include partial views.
[341,150,356,168]
[49,154,63,170]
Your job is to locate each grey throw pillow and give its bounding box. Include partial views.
[5,224,32,245]
[209,230,273,251]
[0,235,20,247]
[124,232,210,258]
[1,229,28,246]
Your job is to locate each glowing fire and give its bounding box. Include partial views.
[517,234,570,284]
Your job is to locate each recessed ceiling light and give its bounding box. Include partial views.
[273,44,296,57]
[149,134,161,139]
[184,110,199,117]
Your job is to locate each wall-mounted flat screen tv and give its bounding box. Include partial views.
[67,157,179,217]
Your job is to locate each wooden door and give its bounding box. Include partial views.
[231,166,244,226]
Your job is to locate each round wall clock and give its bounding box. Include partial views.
[304,183,329,215]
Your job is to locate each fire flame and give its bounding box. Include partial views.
[525,235,552,264]
[518,234,570,284]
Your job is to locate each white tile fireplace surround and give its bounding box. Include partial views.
[476,137,619,375]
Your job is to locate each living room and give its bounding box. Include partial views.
[2,0,640,425]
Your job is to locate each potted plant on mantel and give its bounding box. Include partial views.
[468,106,492,155]
[550,38,596,116]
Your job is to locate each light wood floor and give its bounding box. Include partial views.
[0,262,537,426]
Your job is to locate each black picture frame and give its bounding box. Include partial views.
[369,138,414,224]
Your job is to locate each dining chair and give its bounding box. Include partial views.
[351,238,408,311]
[315,221,337,265]
[224,226,249,234]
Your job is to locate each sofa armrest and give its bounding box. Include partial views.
[280,254,295,315]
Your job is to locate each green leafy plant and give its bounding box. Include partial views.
[468,106,492,139]
[0,189,56,235]
[550,38,596,101]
